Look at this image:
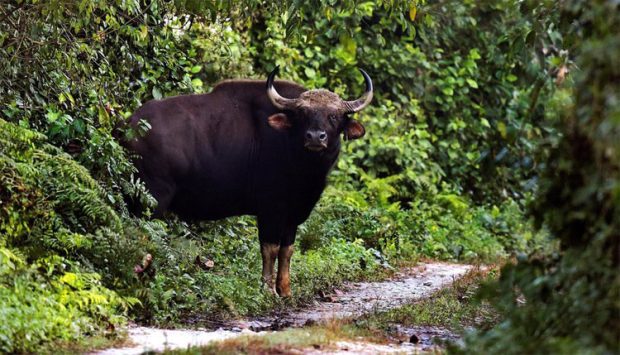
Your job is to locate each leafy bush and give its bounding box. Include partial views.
[455,1,620,354]
[0,118,147,283]
[301,187,547,265]
[0,250,133,353]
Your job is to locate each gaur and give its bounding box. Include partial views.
[121,67,373,296]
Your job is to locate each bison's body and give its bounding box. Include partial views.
[122,68,372,296]
[125,80,335,228]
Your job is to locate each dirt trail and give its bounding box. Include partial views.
[96,262,471,355]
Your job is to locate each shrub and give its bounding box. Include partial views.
[0,250,133,353]
[455,1,620,353]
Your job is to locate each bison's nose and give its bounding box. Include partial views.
[305,130,327,142]
[304,130,328,151]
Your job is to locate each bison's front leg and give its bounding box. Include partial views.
[276,244,294,297]
[260,243,279,294]
[258,215,296,297]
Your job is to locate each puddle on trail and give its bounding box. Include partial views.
[95,262,471,354]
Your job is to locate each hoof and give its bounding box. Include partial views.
[276,286,291,298]
[262,282,277,296]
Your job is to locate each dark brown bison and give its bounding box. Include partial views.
[121,67,373,296]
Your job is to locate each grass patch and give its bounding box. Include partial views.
[352,265,500,334]
[164,322,383,355]
[37,333,130,355]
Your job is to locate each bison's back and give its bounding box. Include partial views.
[121,80,306,220]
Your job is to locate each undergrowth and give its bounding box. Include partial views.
[0,0,558,352]
[451,2,620,354]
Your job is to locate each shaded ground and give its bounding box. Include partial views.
[96,262,472,354]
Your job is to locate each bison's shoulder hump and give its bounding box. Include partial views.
[213,79,306,96]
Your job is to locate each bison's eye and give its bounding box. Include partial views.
[328,115,338,125]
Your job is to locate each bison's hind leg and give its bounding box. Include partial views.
[142,175,177,219]
[260,244,279,294]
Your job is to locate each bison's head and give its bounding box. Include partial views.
[266,67,373,152]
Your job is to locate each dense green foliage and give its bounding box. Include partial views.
[0,0,593,352]
[454,1,620,354]
[0,118,138,352]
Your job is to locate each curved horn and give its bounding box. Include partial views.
[266,66,297,110]
[344,68,374,113]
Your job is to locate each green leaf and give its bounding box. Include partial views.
[141,24,149,37]
[409,6,417,21]
[46,111,60,123]
[469,48,481,60]
[466,79,479,88]
[152,87,162,100]
[60,272,82,288]
[497,121,507,139]
[191,78,203,88]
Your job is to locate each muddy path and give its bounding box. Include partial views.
[96,262,472,354]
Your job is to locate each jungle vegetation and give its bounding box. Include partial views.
[0,0,617,353]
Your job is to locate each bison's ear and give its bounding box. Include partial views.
[268,113,292,130]
[344,120,365,140]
